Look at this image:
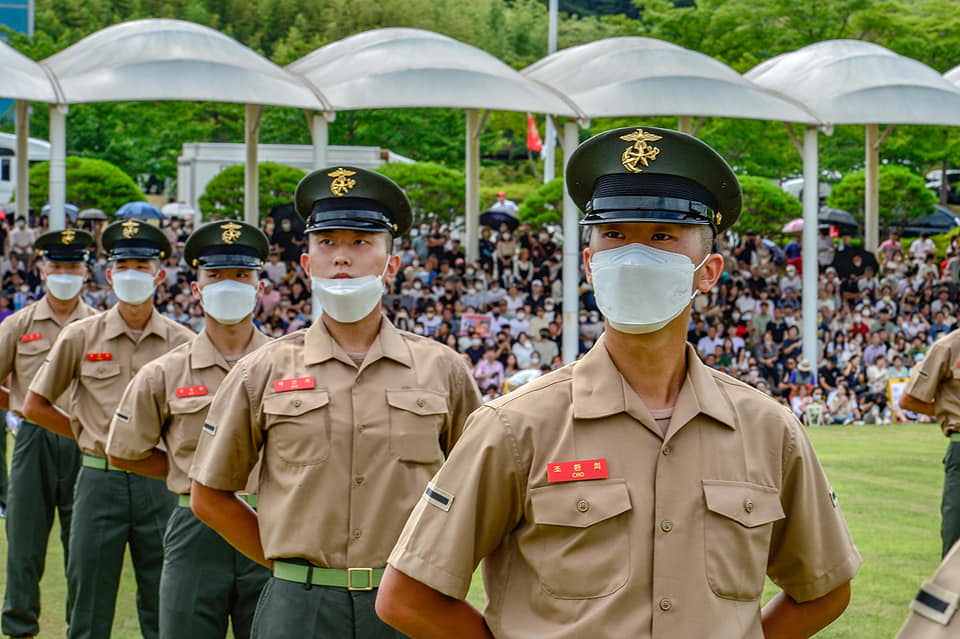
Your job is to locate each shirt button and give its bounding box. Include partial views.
[293,399,302,408]
[576,499,589,512]
[354,476,364,485]
[416,398,425,407]
[660,520,673,533]
[659,598,673,612]
[352,528,362,539]
[662,444,672,456]
[357,425,365,433]
[744,499,755,513]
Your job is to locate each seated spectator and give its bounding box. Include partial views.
[827,383,860,424]
[473,347,505,392]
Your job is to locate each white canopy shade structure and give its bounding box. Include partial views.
[1,42,59,223]
[35,19,329,230]
[286,27,584,273]
[747,39,960,380]
[523,37,820,124]
[523,36,822,364]
[947,65,960,86]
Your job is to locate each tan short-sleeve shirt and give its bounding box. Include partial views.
[903,330,960,436]
[106,328,271,494]
[0,296,97,416]
[389,338,861,639]
[190,317,482,569]
[29,306,195,457]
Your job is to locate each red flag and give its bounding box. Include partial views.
[526,115,543,152]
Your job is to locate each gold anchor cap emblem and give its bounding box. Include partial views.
[220,221,243,244]
[619,128,663,173]
[328,168,357,197]
[121,219,140,239]
[61,229,76,244]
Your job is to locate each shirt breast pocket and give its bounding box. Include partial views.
[385,389,447,464]
[18,337,51,362]
[529,479,633,599]
[168,395,213,452]
[702,479,785,601]
[80,360,121,394]
[262,391,330,466]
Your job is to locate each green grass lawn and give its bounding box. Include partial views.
[0,423,948,637]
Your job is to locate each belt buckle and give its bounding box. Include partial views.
[347,567,373,591]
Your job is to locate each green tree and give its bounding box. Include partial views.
[198,162,305,221]
[734,174,802,237]
[27,156,146,214]
[516,178,564,228]
[827,164,936,233]
[376,162,465,227]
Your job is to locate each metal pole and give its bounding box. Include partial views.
[311,112,333,169]
[865,124,880,253]
[244,104,262,225]
[801,126,819,373]
[48,104,67,231]
[465,109,480,263]
[678,116,692,134]
[561,120,580,363]
[542,0,559,183]
[15,100,29,222]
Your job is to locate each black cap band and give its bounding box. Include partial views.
[41,248,88,263]
[196,250,263,270]
[108,241,163,260]
[307,197,395,234]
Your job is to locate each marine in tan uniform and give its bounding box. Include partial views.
[0,229,97,639]
[105,221,271,639]
[901,331,960,557]
[376,127,862,639]
[189,166,482,639]
[24,220,194,639]
[895,539,960,639]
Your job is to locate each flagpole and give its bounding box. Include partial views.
[543,0,558,183]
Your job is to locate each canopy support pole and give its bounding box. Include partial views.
[801,126,819,376]
[465,109,480,263]
[244,104,263,226]
[562,119,580,364]
[15,100,29,222]
[865,124,879,253]
[307,111,335,170]
[48,104,67,231]
[678,116,692,134]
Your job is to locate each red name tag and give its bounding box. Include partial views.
[273,376,315,392]
[20,333,41,342]
[86,352,112,361]
[547,459,608,483]
[176,385,208,398]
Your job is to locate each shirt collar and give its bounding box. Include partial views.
[191,327,271,370]
[572,337,736,431]
[32,296,89,325]
[304,316,413,369]
[103,305,167,341]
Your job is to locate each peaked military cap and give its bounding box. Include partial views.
[101,219,171,261]
[183,220,269,270]
[34,228,94,263]
[566,126,742,234]
[294,166,412,236]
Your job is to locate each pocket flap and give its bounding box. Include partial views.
[386,389,448,416]
[703,480,785,528]
[18,338,51,355]
[530,478,632,528]
[263,390,329,417]
[169,395,213,415]
[80,361,121,379]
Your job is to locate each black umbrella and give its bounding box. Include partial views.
[479,208,519,231]
[818,207,859,235]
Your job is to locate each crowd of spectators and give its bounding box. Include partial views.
[3,209,960,422]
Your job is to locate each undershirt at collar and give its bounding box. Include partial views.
[649,406,674,436]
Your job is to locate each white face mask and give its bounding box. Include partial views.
[111,269,157,305]
[311,262,388,324]
[590,243,708,335]
[201,279,258,326]
[45,274,84,301]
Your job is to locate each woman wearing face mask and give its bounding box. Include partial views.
[377,127,859,639]
[0,229,98,639]
[105,220,272,639]
[189,166,482,639]
[24,219,196,639]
